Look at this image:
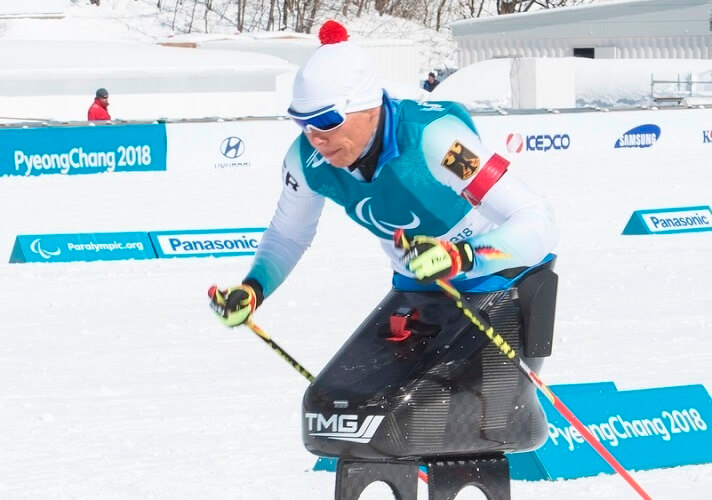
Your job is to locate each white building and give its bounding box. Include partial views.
[0,40,294,122]
[161,31,423,91]
[450,0,712,67]
[0,0,65,19]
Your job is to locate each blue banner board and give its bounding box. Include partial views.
[313,382,712,481]
[10,232,156,263]
[623,205,712,235]
[0,123,167,177]
[9,228,265,263]
[149,228,265,258]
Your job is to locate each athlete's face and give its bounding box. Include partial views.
[304,107,380,168]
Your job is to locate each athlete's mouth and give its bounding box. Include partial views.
[322,149,340,158]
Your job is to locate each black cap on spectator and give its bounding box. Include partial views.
[95,88,109,98]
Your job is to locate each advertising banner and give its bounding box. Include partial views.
[313,382,712,480]
[622,205,712,235]
[149,228,265,258]
[0,123,167,177]
[165,120,298,172]
[509,382,712,480]
[10,232,156,263]
[473,107,712,160]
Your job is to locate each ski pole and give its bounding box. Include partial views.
[245,319,315,383]
[434,278,653,500]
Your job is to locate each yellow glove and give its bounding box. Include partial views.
[208,284,257,327]
[396,231,474,283]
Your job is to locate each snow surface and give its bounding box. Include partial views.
[1,1,712,499]
[2,119,712,500]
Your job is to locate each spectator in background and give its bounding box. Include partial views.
[423,72,440,92]
[88,88,111,121]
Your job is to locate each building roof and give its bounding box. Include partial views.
[0,40,293,97]
[450,0,712,39]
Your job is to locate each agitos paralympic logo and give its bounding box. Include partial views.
[29,238,61,259]
[355,197,420,237]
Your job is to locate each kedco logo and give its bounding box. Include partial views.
[506,132,570,153]
[702,130,712,144]
[615,124,661,149]
[220,136,245,159]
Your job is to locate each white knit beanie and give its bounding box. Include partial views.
[290,21,383,114]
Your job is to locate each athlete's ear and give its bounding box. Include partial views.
[366,106,380,130]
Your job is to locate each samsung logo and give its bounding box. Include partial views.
[615,124,661,149]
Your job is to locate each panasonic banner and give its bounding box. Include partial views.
[149,228,265,258]
[622,205,712,235]
[0,123,167,177]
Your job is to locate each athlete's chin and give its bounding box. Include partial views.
[323,151,355,168]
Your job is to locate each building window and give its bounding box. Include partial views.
[573,48,595,59]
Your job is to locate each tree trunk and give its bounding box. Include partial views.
[267,0,277,30]
[236,0,246,32]
[435,0,448,31]
[186,0,198,32]
[282,0,290,31]
[356,0,366,17]
[498,0,518,14]
[171,0,180,30]
[304,0,321,34]
[204,0,212,32]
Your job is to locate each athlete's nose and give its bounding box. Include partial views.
[308,130,329,146]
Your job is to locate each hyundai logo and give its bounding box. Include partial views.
[220,137,246,159]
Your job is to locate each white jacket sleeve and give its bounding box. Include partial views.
[422,113,559,276]
[245,142,325,297]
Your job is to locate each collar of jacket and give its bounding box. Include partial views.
[378,91,400,167]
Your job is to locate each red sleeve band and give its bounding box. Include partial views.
[461,153,509,206]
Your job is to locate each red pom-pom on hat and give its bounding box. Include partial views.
[319,20,348,45]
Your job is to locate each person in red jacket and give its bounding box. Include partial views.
[88,88,111,121]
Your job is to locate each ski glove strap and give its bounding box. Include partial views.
[208,284,258,327]
[397,234,474,283]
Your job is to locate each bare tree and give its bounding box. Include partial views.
[204,0,212,31]
[305,1,322,33]
[157,0,597,35]
[236,0,247,31]
[186,0,198,32]
[435,0,449,31]
[267,0,277,30]
[355,0,367,17]
[281,0,290,31]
